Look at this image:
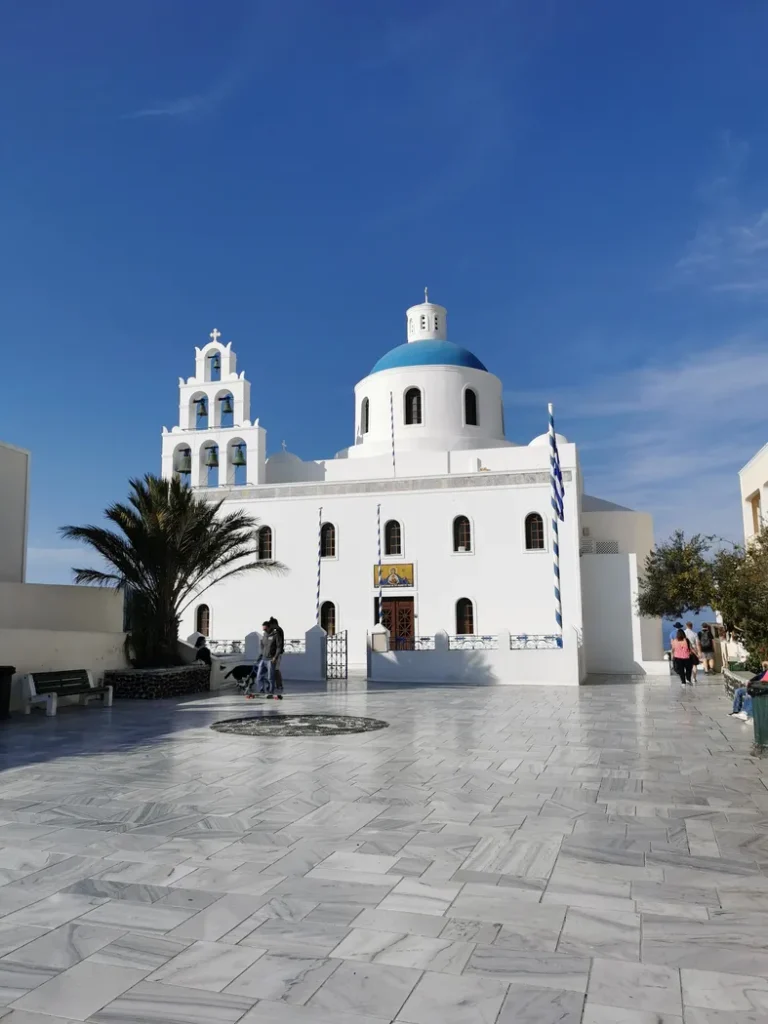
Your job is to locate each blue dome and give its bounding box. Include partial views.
[371,340,488,374]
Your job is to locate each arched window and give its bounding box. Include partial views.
[384,520,402,556]
[321,522,336,558]
[525,513,545,551]
[258,526,273,561]
[320,600,336,635]
[404,387,422,425]
[361,398,370,435]
[456,598,474,635]
[453,515,472,553]
[195,604,210,636]
[464,388,478,426]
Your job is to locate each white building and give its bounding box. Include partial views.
[738,443,768,544]
[162,297,664,682]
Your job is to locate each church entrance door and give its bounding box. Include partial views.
[377,597,415,650]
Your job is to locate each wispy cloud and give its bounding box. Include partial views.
[506,335,768,541]
[676,134,768,295]
[127,66,249,120]
[126,0,302,121]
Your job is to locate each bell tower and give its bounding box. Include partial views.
[161,328,266,488]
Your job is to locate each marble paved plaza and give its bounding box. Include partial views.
[0,674,767,1023]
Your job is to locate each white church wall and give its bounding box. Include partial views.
[0,441,30,584]
[581,553,665,674]
[580,508,655,557]
[179,473,583,670]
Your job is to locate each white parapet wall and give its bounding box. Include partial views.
[0,582,128,711]
[368,628,582,686]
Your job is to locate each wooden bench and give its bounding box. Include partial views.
[23,670,113,717]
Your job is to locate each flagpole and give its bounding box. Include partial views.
[548,403,563,646]
[390,391,396,477]
[316,506,323,625]
[377,503,383,625]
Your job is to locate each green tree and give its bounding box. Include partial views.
[637,530,715,620]
[712,530,768,666]
[62,474,283,668]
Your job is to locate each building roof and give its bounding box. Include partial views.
[371,340,488,375]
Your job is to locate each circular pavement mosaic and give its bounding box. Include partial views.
[210,713,389,737]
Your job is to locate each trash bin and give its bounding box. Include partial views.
[0,666,15,721]
[750,683,768,747]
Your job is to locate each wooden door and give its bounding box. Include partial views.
[378,597,414,650]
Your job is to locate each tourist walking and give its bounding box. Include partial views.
[684,622,701,683]
[698,624,716,674]
[269,617,285,692]
[671,628,694,686]
[245,621,272,697]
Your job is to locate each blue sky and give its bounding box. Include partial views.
[3,1,768,583]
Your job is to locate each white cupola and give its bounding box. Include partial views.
[406,288,448,343]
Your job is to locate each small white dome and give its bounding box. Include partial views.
[529,432,568,447]
[266,448,302,465]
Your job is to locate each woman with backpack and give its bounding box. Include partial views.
[671,628,695,686]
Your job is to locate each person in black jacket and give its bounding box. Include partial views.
[269,617,285,692]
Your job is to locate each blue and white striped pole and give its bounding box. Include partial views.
[548,404,563,644]
[390,391,396,477]
[316,506,323,625]
[377,503,383,625]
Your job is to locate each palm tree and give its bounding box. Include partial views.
[61,474,283,668]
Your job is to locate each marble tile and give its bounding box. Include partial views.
[330,928,474,973]
[0,1011,82,1024]
[681,967,768,1011]
[496,984,584,1024]
[641,911,768,975]
[0,894,108,929]
[446,882,541,924]
[490,904,566,952]
[466,947,590,993]
[0,962,58,1004]
[78,901,196,935]
[396,970,508,1024]
[223,953,338,1004]
[88,980,255,1024]
[374,878,461,916]
[238,919,350,957]
[557,907,641,961]
[350,908,445,937]
[167,894,271,941]
[10,960,148,1019]
[587,958,682,1015]
[581,1005,682,1023]
[238,1000,389,1023]
[3,922,124,970]
[682,1011,767,1024]
[89,934,191,971]
[145,939,264,991]
[0,926,48,958]
[306,959,420,1018]
[439,917,501,943]
[317,851,399,874]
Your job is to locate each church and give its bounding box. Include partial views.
[161,293,664,682]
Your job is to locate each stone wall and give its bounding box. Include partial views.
[105,665,210,700]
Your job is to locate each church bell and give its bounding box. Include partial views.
[175,449,192,474]
[211,353,221,373]
[220,395,234,415]
[231,445,246,467]
[204,447,219,468]
[196,398,208,417]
